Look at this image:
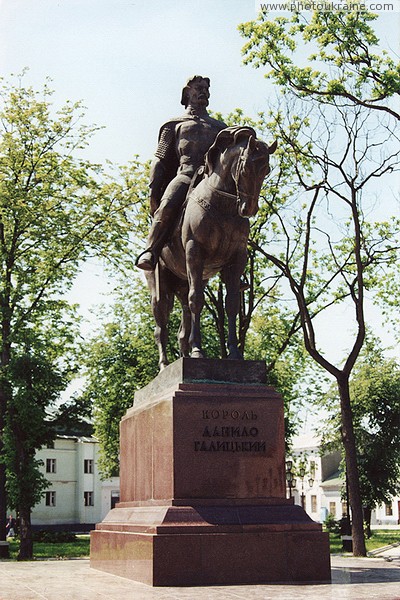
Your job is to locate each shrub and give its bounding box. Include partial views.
[324,514,341,534]
[32,530,77,543]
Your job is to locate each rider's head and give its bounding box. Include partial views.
[181,76,210,109]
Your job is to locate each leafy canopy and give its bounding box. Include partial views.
[240,10,400,120]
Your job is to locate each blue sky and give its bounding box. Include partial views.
[0,0,280,163]
[1,1,398,165]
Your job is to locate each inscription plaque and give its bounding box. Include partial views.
[194,410,266,453]
[172,390,284,500]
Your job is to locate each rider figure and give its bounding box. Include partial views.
[136,76,227,271]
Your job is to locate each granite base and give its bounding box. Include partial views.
[90,359,331,585]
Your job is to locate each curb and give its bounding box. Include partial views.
[367,542,400,557]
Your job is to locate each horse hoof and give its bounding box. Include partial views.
[159,361,169,371]
[190,349,205,359]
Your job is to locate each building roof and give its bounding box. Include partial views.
[54,434,97,443]
[320,469,344,489]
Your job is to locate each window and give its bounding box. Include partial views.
[45,491,56,507]
[46,458,56,473]
[341,502,348,517]
[84,459,94,474]
[310,461,316,477]
[329,502,336,517]
[311,495,317,513]
[84,491,94,506]
[385,503,393,516]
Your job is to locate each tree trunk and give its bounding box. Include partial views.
[0,387,7,546]
[0,319,12,553]
[337,375,367,556]
[364,505,372,539]
[17,507,33,560]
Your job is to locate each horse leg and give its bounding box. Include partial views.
[174,281,191,357]
[186,239,206,358]
[221,252,247,360]
[145,267,174,370]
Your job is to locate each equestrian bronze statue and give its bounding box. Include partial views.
[136,76,226,271]
[136,78,276,369]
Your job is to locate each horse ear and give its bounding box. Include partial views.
[269,140,278,154]
[204,129,234,174]
[246,134,256,152]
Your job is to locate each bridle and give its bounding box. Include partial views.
[203,144,255,213]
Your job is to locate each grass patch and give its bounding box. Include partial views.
[7,534,90,560]
[328,529,399,554]
[5,529,399,559]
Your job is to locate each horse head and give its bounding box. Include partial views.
[204,126,277,218]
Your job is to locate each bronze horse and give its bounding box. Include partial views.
[145,126,277,370]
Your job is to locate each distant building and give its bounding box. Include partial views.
[31,435,119,531]
[288,434,400,526]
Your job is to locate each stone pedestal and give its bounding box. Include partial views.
[90,359,331,586]
[0,541,10,559]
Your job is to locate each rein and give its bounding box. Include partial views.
[197,147,254,216]
[193,184,239,217]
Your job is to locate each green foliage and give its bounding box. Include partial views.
[0,73,146,552]
[240,11,400,119]
[324,513,341,534]
[351,353,400,508]
[0,74,143,348]
[319,341,400,512]
[80,284,157,479]
[2,315,79,513]
[32,530,77,543]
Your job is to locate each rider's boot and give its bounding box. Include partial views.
[136,220,167,271]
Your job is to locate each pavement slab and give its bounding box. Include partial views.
[0,554,400,600]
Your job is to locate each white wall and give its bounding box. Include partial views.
[32,436,120,527]
[289,436,400,526]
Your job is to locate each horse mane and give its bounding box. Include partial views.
[204,126,257,175]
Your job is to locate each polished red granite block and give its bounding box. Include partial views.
[91,359,331,586]
[91,524,331,586]
[119,378,286,504]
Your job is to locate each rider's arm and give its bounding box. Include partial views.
[149,122,178,215]
[149,158,167,216]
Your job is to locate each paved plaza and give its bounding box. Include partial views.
[1,544,399,600]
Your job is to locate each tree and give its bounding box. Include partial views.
[355,357,400,536]
[240,10,400,120]
[81,276,227,479]
[2,308,78,559]
[319,344,400,537]
[0,74,140,555]
[81,284,158,479]
[254,101,398,556]
[239,11,400,556]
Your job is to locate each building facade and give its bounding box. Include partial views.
[288,434,400,526]
[31,435,119,530]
